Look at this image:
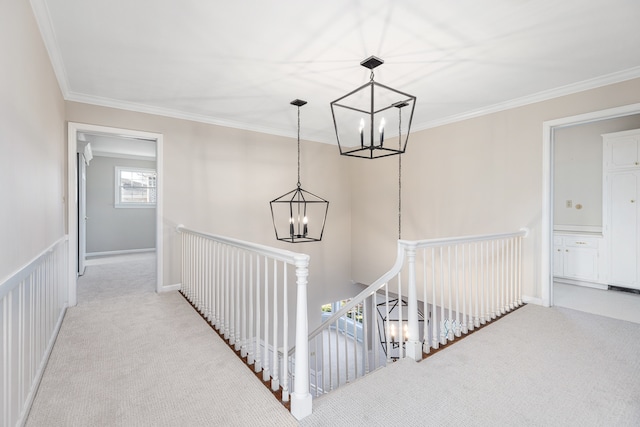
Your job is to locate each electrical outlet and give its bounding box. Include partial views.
[566,200,572,208]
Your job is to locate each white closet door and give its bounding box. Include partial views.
[609,171,639,288]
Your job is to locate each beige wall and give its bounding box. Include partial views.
[350,78,640,300]
[0,0,65,282]
[65,102,353,329]
[553,115,640,229]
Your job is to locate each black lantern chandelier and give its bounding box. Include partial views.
[270,100,329,243]
[377,298,425,360]
[330,56,416,159]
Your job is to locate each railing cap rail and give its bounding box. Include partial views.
[399,227,529,249]
[177,224,310,265]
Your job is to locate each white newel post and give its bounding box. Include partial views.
[404,243,423,361]
[291,254,312,420]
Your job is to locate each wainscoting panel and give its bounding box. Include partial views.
[1,236,69,427]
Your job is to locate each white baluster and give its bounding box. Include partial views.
[405,244,422,361]
[517,236,523,306]
[241,251,247,357]
[282,262,289,401]
[439,247,446,346]
[461,244,469,334]
[234,250,240,350]
[362,300,369,374]
[499,239,504,315]
[422,249,430,353]
[248,253,254,365]
[352,306,358,378]
[263,256,270,381]
[474,242,480,328]
[397,273,403,359]
[454,245,461,337]
[431,248,438,350]
[372,293,379,368]
[253,255,258,372]
[228,245,231,340]
[385,283,391,362]
[271,259,279,391]
[447,246,453,342]
[491,240,496,320]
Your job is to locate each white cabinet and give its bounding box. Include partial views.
[603,129,640,291]
[603,129,640,171]
[553,233,604,285]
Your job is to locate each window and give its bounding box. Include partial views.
[115,167,157,208]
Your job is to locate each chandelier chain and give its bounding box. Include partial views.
[398,108,402,240]
[297,105,301,187]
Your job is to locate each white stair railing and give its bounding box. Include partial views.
[177,225,312,420]
[290,228,528,404]
[178,226,527,421]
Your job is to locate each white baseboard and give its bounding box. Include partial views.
[86,248,155,258]
[160,283,181,293]
[522,295,544,306]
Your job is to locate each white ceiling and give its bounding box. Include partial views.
[32,0,640,144]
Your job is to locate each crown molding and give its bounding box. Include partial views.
[413,66,640,132]
[32,0,640,145]
[29,0,70,96]
[66,91,302,141]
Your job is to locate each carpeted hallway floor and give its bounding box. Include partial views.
[26,253,297,427]
[300,303,640,426]
[26,253,640,426]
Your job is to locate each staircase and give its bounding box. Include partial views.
[178,225,528,420]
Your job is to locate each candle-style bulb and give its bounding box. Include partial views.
[289,217,294,237]
[359,118,365,148]
[379,117,385,147]
[303,216,308,237]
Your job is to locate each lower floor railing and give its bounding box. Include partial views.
[295,229,528,401]
[1,236,69,427]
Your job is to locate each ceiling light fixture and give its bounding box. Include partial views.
[270,100,329,243]
[330,56,416,159]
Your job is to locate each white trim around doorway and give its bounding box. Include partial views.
[67,122,164,306]
[541,102,640,307]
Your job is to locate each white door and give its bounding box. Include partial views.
[78,153,87,275]
[609,171,639,288]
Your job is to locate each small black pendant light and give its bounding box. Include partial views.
[270,100,329,243]
[330,56,416,159]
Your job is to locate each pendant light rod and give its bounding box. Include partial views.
[291,99,306,186]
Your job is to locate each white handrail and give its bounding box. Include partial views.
[176,225,308,264]
[306,243,406,344]
[299,227,529,347]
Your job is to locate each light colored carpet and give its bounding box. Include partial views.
[554,281,640,324]
[301,304,640,426]
[26,254,296,427]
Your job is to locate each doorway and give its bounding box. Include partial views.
[67,122,164,306]
[542,102,640,315]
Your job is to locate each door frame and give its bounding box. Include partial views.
[67,122,164,306]
[541,102,640,307]
[78,152,87,275]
